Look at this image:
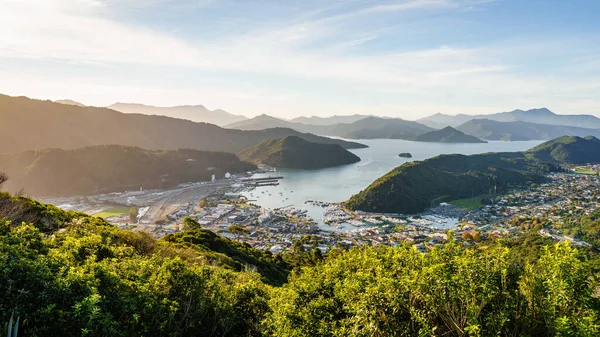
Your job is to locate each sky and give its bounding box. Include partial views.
[0,0,599,120]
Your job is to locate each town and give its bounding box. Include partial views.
[42,163,597,255]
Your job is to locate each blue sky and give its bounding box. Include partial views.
[1,0,599,119]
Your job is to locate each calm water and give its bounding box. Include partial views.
[240,139,544,227]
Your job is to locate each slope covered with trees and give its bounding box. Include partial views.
[238,136,361,169]
[0,94,365,154]
[526,136,600,164]
[415,126,486,143]
[346,135,600,214]
[0,145,255,197]
[1,190,599,336]
[346,152,555,213]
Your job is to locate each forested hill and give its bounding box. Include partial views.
[238,136,361,169]
[415,126,486,143]
[0,145,255,197]
[0,94,365,154]
[346,135,600,214]
[346,152,555,214]
[527,135,600,164]
[1,191,599,336]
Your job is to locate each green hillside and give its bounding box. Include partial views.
[526,136,600,164]
[1,191,599,336]
[0,145,255,197]
[346,152,554,213]
[238,136,361,169]
[0,94,366,154]
[415,126,487,143]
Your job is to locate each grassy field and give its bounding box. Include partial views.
[448,197,485,210]
[575,166,598,175]
[94,206,131,219]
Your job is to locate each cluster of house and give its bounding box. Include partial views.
[152,170,600,254]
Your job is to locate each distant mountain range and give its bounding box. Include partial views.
[289,114,371,126]
[228,109,600,143]
[0,145,255,197]
[107,102,248,126]
[415,126,486,143]
[0,94,365,155]
[226,115,436,141]
[238,136,361,170]
[456,119,600,141]
[418,108,600,129]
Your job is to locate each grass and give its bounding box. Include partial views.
[94,206,131,219]
[448,196,485,210]
[574,166,598,175]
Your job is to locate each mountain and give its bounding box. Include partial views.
[346,151,555,214]
[290,114,371,125]
[225,114,300,131]
[526,136,600,164]
[324,116,434,140]
[227,115,434,140]
[417,113,474,129]
[456,119,600,141]
[0,94,366,154]
[55,99,86,107]
[415,126,486,143]
[108,102,248,126]
[0,145,256,197]
[238,136,361,169]
[418,108,600,129]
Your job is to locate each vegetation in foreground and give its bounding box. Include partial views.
[1,189,600,336]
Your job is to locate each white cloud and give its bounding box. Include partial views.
[0,0,599,118]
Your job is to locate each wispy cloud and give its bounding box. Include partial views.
[0,0,599,118]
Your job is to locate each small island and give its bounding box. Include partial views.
[238,136,361,169]
[398,153,413,158]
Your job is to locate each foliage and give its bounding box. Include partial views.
[266,241,600,337]
[0,215,270,336]
[129,206,139,223]
[238,136,361,169]
[161,228,290,286]
[2,193,600,336]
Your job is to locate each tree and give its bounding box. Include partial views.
[182,216,201,230]
[229,225,248,241]
[129,206,139,223]
[198,199,208,208]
